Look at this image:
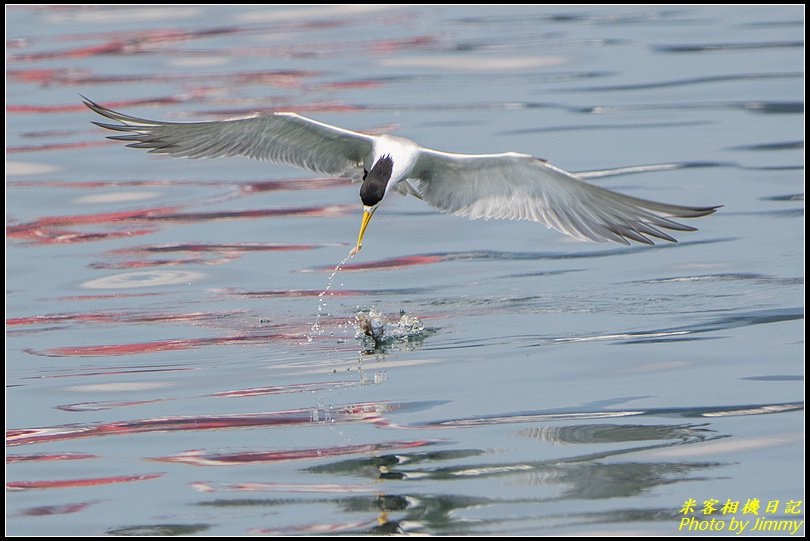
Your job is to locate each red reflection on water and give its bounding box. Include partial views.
[8,313,120,326]
[59,25,253,43]
[91,239,340,268]
[9,177,351,192]
[151,439,434,466]
[242,177,351,192]
[4,178,270,189]
[22,367,194,380]
[7,67,318,88]
[8,206,180,230]
[30,330,295,357]
[7,402,391,446]
[369,34,438,53]
[147,204,353,222]
[229,289,362,298]
[29,338,211,356]
[8,310,242,326]
[112,242,334,254]
[193,101,364,118]
[6,67,81,84]
[6,473,164,491]
[55,292,163,301]
[319,79,385,89]
[6,95,188,113]
[9,179,153,188]
[249,518,381,535]
[179,33,439,60]
[89,256,231,269]
[191,481,378,494]
[7,140,112,153]
[7,24,260,63]
[56,399,165,412]
[305,254,445,272]
[8,39,146,62]
[18,500,101,516]
[210,380,357,397]
[7,452,97,463]
[8,201,348,246]
[52,380,361,412]
[7,226,158,244]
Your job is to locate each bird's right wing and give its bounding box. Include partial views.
[84,98,374,177]
[411,148,719,245]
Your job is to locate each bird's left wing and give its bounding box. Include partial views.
[410,149,719,245]
[84,98,374,177]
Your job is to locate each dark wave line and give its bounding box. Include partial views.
[573,72,801,92]
[653,41,802,53]
[404,401,803,429]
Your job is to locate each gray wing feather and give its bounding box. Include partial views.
[411,149,719,245]
[84,97,374,176]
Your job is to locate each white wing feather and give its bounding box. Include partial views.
[411,149,718,245]
[83,98,373,177]
[85,98,717,245]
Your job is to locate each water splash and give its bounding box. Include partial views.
[355,307,430,353]
[307,253,353,342]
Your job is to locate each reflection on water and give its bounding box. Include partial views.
[6,4,803,536]
[107,524,211,536]
[7,396,801,533]
[517,422,713,444]
[225,420,727,535]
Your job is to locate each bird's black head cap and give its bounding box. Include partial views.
[360,155,393,207]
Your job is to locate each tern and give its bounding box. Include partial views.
[84,98,718,255]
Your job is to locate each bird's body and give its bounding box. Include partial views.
[84,97,718,253]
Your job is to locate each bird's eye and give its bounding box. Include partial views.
[363,169,368,180]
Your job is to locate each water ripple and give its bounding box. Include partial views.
[571,72,802,92]
[653,41,803,53]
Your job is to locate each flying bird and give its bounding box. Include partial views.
[84,98,718,255]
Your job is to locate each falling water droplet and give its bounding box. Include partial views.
[307,250,354,343]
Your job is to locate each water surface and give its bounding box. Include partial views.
[6,5,804,536]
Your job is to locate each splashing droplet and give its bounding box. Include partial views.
[307,250,356,343]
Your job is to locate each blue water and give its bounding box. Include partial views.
[6,5,804,535]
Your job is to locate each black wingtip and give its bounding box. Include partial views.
[82,96,114,120]
[702,204,723,215]
[80,94,99,110]
[668,204,723,219]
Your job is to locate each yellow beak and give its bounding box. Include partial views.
[351,205,376,256]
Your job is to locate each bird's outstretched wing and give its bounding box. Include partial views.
[83,98,374,177]
[411,149,719,245]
